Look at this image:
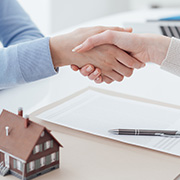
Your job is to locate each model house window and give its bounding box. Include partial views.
[51,152,56,163]
[41,131,45,137]
[34,145,40,154]
[33,144,43,154]
[45,155,51,165]
[56,152,59,161]
[29,161,35,171]
[13,159,17,169]
[17,160,23,171]
[35,159,41,170]
[40,157,45,167]
[13,159,22,172]
[44,140,53,150]
[50,140,53,148]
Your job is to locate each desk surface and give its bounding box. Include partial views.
[4,115,180,180]
[32,119,180,180]
[1,8,180,180]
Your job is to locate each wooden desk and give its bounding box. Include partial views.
[6,116,178,180]
[28,87,180,180]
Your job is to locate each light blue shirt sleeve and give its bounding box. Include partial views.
[0,0,57,89]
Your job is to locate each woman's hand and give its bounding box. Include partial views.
[72,30,171,65]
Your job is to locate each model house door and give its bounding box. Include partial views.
[4,154,9,168]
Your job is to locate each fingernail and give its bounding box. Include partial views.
[86,65,93,72]
[124,27,132,31]
[141,63,146,68]
[72,44,83,52]
[96,77,100,81]
[93,69,99,75]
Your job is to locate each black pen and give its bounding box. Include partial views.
[108,129,180,137]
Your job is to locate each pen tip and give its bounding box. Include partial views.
[108,129,118,135]
[108,129,113,134]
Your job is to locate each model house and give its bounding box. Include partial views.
[0,109,63,180]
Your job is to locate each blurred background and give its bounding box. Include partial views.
[17,0,180,35]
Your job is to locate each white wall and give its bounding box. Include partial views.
[18,0,130,35]
[17,0,51,35]
[49,0,130,34]
[16,0,180,35]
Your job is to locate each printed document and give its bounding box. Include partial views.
[36,88,180,156]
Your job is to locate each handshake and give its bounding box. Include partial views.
[50,26,171,84]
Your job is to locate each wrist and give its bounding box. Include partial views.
[49,35,69,68]
[154,36,171,65]
[143,34,171,65]
[49,36,60,68]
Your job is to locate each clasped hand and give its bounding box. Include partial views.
[50,26,145,84]
[50,26,170,84]
[71,29,170,83]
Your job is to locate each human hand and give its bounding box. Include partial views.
[70,27,133,84]
[50,26,145,83]
[72,30,171,65]
[71,64,103,83]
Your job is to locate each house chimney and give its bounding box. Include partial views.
[5,126,9,136]
[18,107,23,117]
[24,115,29,128]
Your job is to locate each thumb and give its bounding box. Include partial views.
[124,27,133,33]
[71,27,133,53]
[72,30,114,53]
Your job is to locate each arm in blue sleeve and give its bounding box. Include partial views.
[0,37,57,89]
[0,0,43,46]
[0,0,58,89]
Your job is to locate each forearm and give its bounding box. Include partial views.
[0,37,57,89]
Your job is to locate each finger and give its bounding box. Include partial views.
[124,27,133,32]
[102,75,114,84]
[80,64,95,76]
[88,68,101,80]
[72,30,119,53]
[72,31,112,53]
[95,26,132,33]
[72,30,139,53]
[94,75,103,84]
[113,61,134,77]
[72,26,133,53]
[104,71,124,82]
[104,26,132,33]
[115,50,145,69]
[71,64,79,71]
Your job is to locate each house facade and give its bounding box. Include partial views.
[0,109,63,180]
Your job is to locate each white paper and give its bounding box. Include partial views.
[37,89,180,156]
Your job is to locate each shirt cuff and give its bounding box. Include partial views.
[17,37,58,83]
[161,37,180,76]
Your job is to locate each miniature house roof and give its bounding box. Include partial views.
[0,110,62,162]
